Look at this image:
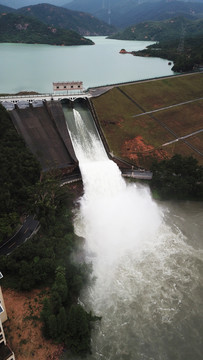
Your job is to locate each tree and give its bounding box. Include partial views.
[48,314,57,339]
[19,261,35,290]
[41,297,52,338]
[51,266,68,307]
[67,304,91,355]
[0,104,40,242]
[28,172,71,228]
[57,306,67,338]
[150,155,203,200]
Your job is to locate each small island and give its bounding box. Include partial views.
[119,48,132,54]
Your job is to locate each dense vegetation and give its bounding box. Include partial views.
[110,17,203,42]
[0,172,99,355]
[0,104,41,242]
[0,104,99,355]
[150,154,203,200]
[0,13,94,46]
[137,35,203,72]
[0,4,14,13]
[65,0,203,28]
[17,3,115,36]
[111,17,203,72]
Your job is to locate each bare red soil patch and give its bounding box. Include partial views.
[3,288,63,360]
[122,136,168,166]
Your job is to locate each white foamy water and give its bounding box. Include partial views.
[66,108,203,360]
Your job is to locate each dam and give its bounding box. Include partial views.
[1,86,202,359]
[5,95,152,180]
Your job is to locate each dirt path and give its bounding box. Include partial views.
[132,97,203,118]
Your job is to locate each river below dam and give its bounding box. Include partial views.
[62,103,203,360]
[0,36,174,94]
[0,29,201,358]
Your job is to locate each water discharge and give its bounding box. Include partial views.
[65,105,203,360]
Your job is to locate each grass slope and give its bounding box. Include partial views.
[92,73,203,168]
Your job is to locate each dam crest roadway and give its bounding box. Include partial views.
[0,91,92,111]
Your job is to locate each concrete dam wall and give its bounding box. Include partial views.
[10,100,78,173]
[10,98,133,177]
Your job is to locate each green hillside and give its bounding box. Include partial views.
[110,17,203,41]
[0,4,14,13]
[0,13,94,46]
[17,3,115,36]
[110,17,203,72]
[0,104,41,242]
[135,34,203,72]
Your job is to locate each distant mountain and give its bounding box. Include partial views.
[64,0,112,13]
[64,0,203,28]
[0,4,14,13]
[110,16,203,41]
[0,13,94,45]
[0,1,69,8]
[64,0,203,13]
[17,3,115,35]
[114,1,203,28]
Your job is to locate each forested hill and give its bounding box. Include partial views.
[16,3,115,36]
[0,1,67,7]
[0,13,94,46]
[115,17,203,72]
[110,17,203,72]
[0,4,14,13]
[110,17,203,41]
[64,0,203,28]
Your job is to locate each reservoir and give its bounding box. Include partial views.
[0,36,174,94]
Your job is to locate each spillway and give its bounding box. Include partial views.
[63,102,203,360]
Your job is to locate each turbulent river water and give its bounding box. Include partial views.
[63,103,203,360]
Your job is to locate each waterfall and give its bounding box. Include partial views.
[69,109,161,265]
[65,106,203,360]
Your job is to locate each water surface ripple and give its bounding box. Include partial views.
[0,37,174,93]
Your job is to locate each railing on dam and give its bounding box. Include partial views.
[122,169,153,180]
[60,169,153,184]
[0,91,92,110]
[60,173,82,186]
